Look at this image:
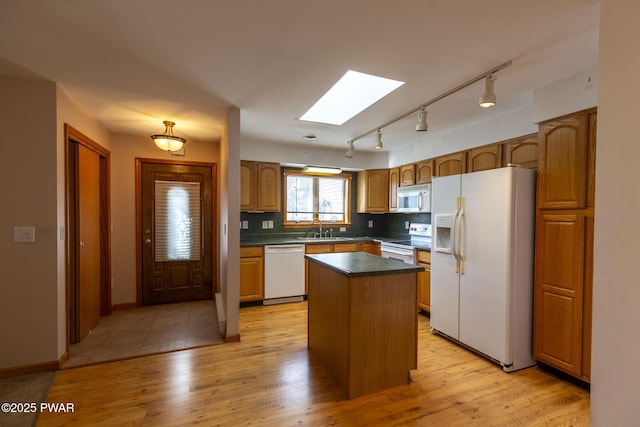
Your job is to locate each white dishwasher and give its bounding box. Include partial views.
[263,244,305,305]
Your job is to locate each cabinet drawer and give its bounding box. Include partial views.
[333,243,359,252]
[416,250,431,264]
[306,244,333,254]
[240,246,263,257]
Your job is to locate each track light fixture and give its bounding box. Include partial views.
[479,74,497,108]
[151,120,186,152]
[374,130,383,149]
[345,60,512,149]
[416,109,428,132]
[345,141,354,158]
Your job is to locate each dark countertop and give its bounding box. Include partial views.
[305,252,424,277]
[240,235,389,246]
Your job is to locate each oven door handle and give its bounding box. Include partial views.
[381,246,414,257]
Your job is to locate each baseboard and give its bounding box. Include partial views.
[112,302,137,310]
[0,358,61,379]
[224,334,240,343]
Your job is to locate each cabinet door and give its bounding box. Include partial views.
[240,247,264,302]
[357,169,389,213]
[359,242,381,256]
[434,152,466,177]
[533,213,585,377]
[416,250,431,312]
[538,113,588,209]
[399,164,416,187]
[415,160,434,184]
[389,168,399,212]
[256,162,281,211]
[240,161,256,211]
[503,134,538,169]
[467,144,502,173]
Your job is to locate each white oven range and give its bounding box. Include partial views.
[379,223,431,265]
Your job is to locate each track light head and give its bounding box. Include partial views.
[345,142,354,158]
[374,130,383,150]
[416,110,428,131]
[479,74,497,108]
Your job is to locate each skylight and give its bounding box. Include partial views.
[299,70,405,125]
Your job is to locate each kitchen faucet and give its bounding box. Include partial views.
[311,215,323,238]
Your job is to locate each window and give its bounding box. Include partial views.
[154,180,202,261]
[284,170,351,226]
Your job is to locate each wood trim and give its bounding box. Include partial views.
[134,158,218,307]
[224,334,241,343]
[112,302,138,311]
[0,359,62,379]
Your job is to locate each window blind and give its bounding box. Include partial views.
[154,180,201,262]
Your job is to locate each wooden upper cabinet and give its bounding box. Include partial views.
[240,161,281,212]
[467,144,503,173]
[503,134,538,169]
[415,160,434,184]
[357,169,389,213]
[256,162,281,211]
[538,112,588,209]
[388,167,399,212]
[434,152,467,177]
[399,164,416,187]
[586,111,597,208]
[240,161,257,211]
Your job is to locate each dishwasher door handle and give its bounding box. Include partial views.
[265,245,305,254]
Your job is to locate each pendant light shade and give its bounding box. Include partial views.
[479,74,497,108]
[374,129,383,150]
[151,121,186,152]
[416,110,428,131]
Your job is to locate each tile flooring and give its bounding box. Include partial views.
[64,300,223,369]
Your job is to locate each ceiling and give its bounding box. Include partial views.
[0,0,599,153]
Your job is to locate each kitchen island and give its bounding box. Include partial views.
[305,252,424,399]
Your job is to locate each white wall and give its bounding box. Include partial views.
[240,139,388,170]
[110,134,220,305]
[591,0,640,424]
[0,76,58,369]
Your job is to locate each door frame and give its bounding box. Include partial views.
[65,124,112,344]
[135,158,218,306]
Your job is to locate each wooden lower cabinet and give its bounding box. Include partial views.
[416,250,431,312]
[533,211,593,382]
[360,241,381,256]
[240,246,264,302]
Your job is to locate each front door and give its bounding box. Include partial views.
[140,161,214,305]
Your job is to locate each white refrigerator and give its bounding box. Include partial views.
[430,166,536,372]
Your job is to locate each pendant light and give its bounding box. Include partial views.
[374,129,383,150]
[416,109,428,131]
[151,121,186,152]
[478,74,497,108]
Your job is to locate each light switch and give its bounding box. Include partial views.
[368,220,374,228]
[268,220,274,229]
[14,226,36,243]
[262,220,268,229]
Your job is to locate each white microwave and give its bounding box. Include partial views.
[397,184,431,212]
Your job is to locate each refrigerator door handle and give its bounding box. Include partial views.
[457,197,465,275]
[452,197,460,273]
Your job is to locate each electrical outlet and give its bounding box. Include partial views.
[405,221,410,229]
[262,220,268,229]
[242,221,249,229]
[368,220,374,228]
[340,227,346,232]
[268,220,274,229]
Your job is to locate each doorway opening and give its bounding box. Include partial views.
[65,124,111,345]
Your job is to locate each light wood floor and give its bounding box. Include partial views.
[39,301,589,426]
